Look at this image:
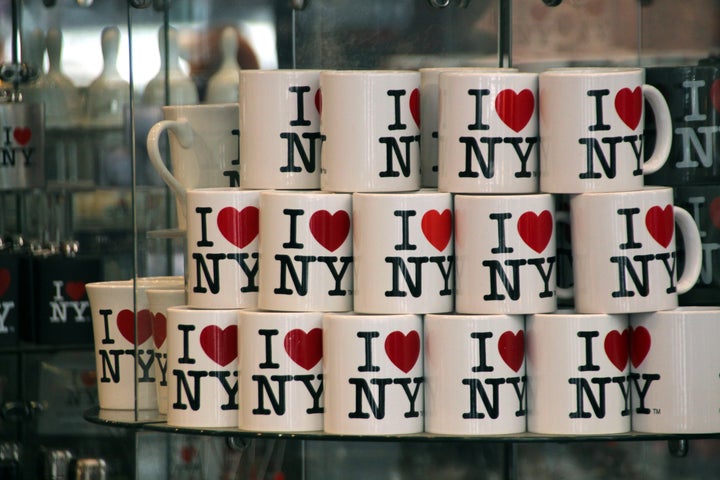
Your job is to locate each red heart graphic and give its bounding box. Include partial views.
[12,127,31,146]
[200,324,238,367]
[0,268,10,297]
[710,79,720,114]
[614,87,643,130]
[315,89,322,114]
[498,330,524,372]
[710,196,720,229]
[645,204,674,248]
[116,309,153,345]
[284,328,323,370]
[152,312,167,349]
[630,326,652,368]
[495,88,535,133]
[309,209,350,252]
[421,209,452,252]
[384,330,420,374]
[217,206,259,249]
[604,329,629,372]
[516,210,553,254]
[64,281,86,301]
[409,88,420,127]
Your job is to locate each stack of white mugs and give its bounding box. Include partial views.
[87,66,720,437]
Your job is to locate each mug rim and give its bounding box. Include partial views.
[439,70,537,79]
[540,66,642,76]
[568,185,670,198]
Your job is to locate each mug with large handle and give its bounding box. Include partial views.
[146,103,240,230]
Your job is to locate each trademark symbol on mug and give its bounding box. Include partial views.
[653,408,661,414]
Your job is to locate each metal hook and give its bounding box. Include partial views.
[668,439,689,458]
[427,0,452,7]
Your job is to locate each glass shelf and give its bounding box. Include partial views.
[83,406,720,444]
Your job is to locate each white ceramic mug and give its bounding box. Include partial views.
[258,190,353,312]
[320,70,421,192]
[526,311,631,435]
[352,191,453,314]
[563,186,702,314]
[166,306,239,428]
[454,193,557,314]
[146,103,240,230]
[419,67,518,188]
[539,67,672,194]
[424,313,526,435]
[437,71,539,193]
[630,307,720,433]
[238,310,324,432]
[322,312,424,435]
[146,287,186,415]
[239,70,322,189]
[86,276,184,410]
[186,188,260,310]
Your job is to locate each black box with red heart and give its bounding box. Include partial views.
[30,255,103,345]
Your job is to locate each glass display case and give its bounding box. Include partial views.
[0,0,718,478]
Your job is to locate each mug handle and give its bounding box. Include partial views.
[641,84,672,175]
[554,210,573,300]
[146,118,194,203]
[674,206,702,294]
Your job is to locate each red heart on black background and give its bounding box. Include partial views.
[0,268,10,297]
[64,281,86,301]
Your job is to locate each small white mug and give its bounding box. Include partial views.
[146,103,240,230]
[454,193,557,314]
[526,311,631,435]
[539,67,672,194]
[352,190,454,314]
[166,306,239,428]
[87,276,184,411]
[424,313,526,435]
[323,312,424,435]
[437,70,539,193]
[186,188,260,310]
[320,70,421,192]
[630,307,720,433]
[239,70,322,189]
[238,310,324,432]
[419,67,518,188]
[563,186,702,314]
[258,190,353,312]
